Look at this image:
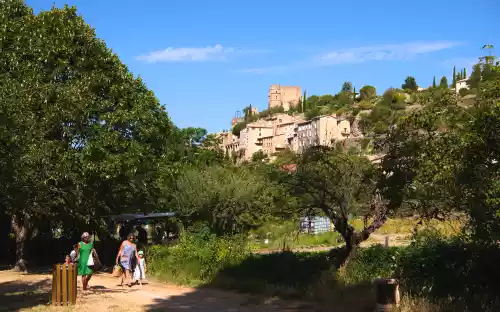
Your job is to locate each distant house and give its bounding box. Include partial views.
[455,78,470,94]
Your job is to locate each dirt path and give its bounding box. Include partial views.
[0,270,320,312]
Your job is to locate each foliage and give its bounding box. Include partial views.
[469,63,482,88]
[231,121,246,136]
[167,165,286,234]
[147,228,250,285]
[377,91,466,218]
[0,1,178,266]
[398,233,500,309]
[251,150,266,162]
[291,147,387,257]
[439,76,448,89]
[457,73,500,242]
[272,149,298,166]
[337,245,399,285]
[304,106,321,120]
[458,87,470,97]
[214,251,331,296]
[402,76,418,91]
[359,85,377,100]
[341,81,353,93]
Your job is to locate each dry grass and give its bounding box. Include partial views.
[350,217,465,237]
[396,295,444,312]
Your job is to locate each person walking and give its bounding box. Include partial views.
[115,233,139,287]
[76,232,95,291]
[133,250,147,285]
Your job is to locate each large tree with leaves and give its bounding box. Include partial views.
[359,85,377,100]
[376,92,467,221]
[291,147,387,261]
[167,165,287,234]
[341,81,353,93]
[402,76,418,91]
[0,1,176,268]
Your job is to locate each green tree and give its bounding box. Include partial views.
[251,150,267,162]
[0,1,176,268]
[377,92,466,220]
[301,90,307,113]
[359,85,377,100]
[169,165,284,234]
[291,147,387,261]
[468,64,482,89]
[439,76,449,89]
[463,68,467,78]
[402,76,418,91]
[272,149,298,166]
[452,66,457,86]
[458,64,500,242]
[243,105,254,121]
[341,81,353,93]
[433,76,437,88]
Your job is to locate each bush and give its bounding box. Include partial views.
[359,85,376,100]
[397,232,500,304]
[459,88,470,97]
[337,245,400,285]
[213,251,331,296]
[359,101,374,110]
[148,229,250,285]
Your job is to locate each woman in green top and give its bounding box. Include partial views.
[76,232,95,291]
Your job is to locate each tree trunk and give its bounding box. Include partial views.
[11,214,30,272]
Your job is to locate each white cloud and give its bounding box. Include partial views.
[319,41,461,65]
[238,41,462,74]
[137,44,269,63]
[441,57,477,68]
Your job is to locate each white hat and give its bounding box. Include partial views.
[81,232,90,239]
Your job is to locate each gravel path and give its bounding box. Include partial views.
[0,271,321,312]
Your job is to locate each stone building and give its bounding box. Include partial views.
[268,84,302,111]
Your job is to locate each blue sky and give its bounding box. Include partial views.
[28,0,498,133]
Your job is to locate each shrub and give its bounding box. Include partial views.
[359,85,376,100]
[397,233,500,302]
[213,251,331,297]
[148,229,250,285]
[459,88,469,97]
[336,107,347,116]
[359,101,374,110]
[337,245,400,285]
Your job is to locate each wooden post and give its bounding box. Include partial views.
[52,264,78,306]
[374,278,400,312]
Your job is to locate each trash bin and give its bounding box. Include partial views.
[51,263,77,306]
[374,278,400,311]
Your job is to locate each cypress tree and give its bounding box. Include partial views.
[432,76,436,88]
[302,90,307,112]
[463,68,467,78]
[452,66,456,86]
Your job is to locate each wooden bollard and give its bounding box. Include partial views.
[374,278,400,311]
[51,263,77,306]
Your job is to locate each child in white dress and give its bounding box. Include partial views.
[133,250,147,285]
